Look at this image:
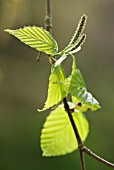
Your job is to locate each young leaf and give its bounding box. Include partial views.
[64,57,100,111]
[38,65,66,111]
[5,26,58,55]
[70,72,100,111]
[41,105,89,156]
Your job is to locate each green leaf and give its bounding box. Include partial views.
[65,57,100,111]
[41,105,89,156]
[38,65,66,111]
[70,72,100,111]
[5,26,58,55]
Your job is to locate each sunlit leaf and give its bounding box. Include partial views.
[69,71,100,111]
[64,57,100,111]
[41,105,89,156]
[5,26,58,55]
[38,65,66,111]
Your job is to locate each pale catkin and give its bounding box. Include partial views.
[69,15,87,46]
[73,34,86,50]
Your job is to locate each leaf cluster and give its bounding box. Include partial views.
[5,15,100,157]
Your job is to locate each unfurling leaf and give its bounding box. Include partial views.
[5,26,58,55]
[64,57,100,111]
[41,105,89,156]
[38,65,66,111]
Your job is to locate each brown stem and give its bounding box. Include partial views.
[45,0,54,64]
[63,98,86,170]
[80,149,86,170]
[83,146,114,168]
[45,0,52,33]
[63,98,83,146]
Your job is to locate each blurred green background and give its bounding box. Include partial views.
[0,0,114,169]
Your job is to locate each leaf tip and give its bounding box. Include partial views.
[37,108,44,112]
[4,29,15,36]
[4,29,11,33]
[81,14,88,21]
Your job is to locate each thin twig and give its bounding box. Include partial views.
[63,98,83,146]
[80,149,86,170]
[45,0,54,64]
[83,146,114,168]
[45,0,52,33]
[63,98,86,170]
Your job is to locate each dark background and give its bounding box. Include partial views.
[0,0,114,169]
